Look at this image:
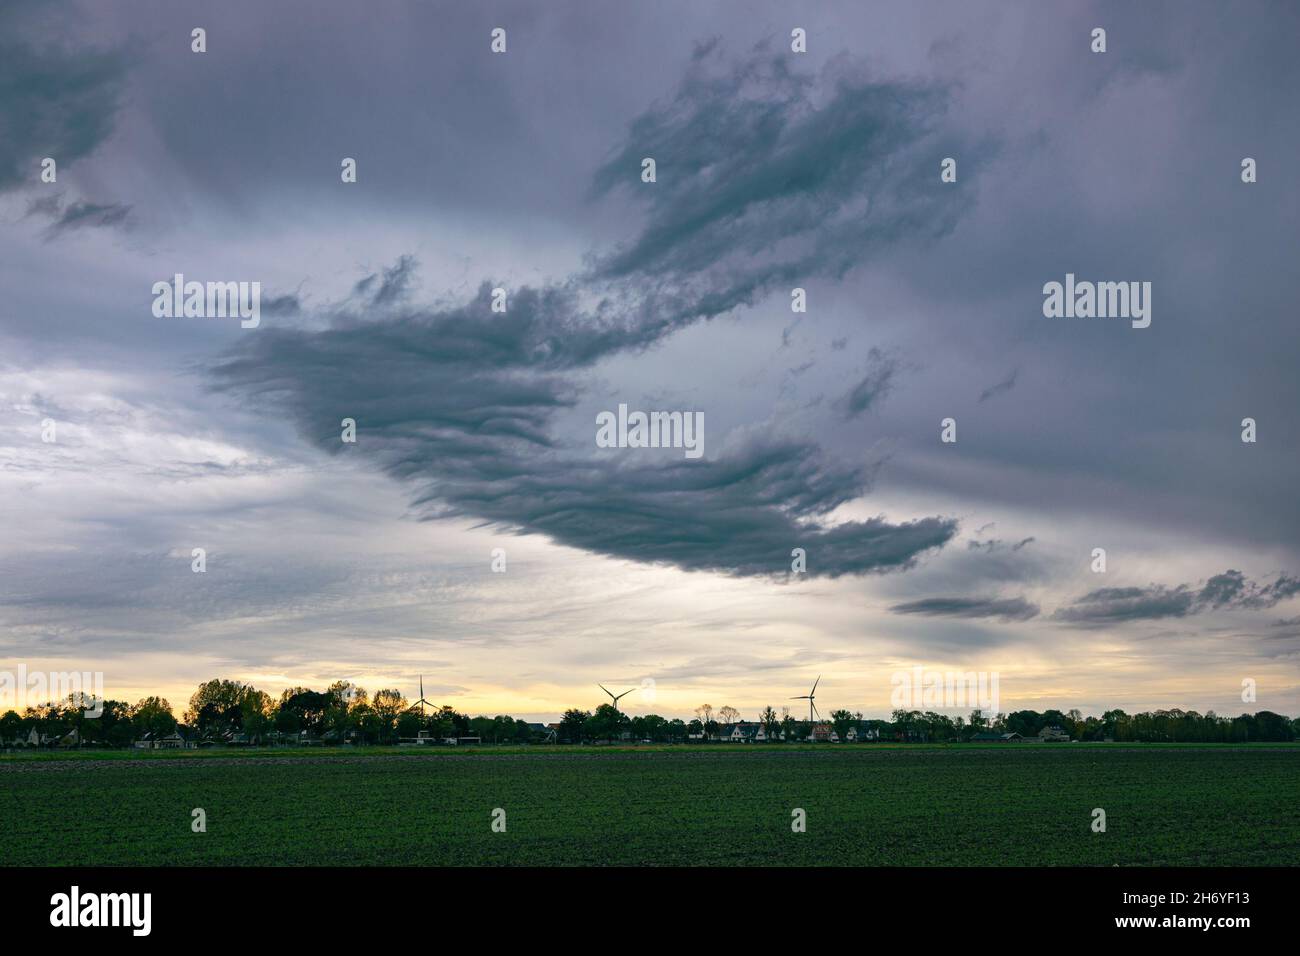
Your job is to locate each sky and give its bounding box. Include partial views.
[1,0,1297,723]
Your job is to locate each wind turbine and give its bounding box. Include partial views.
[790,676,821,741]
[598,684,636,713]
[409,675,436,717]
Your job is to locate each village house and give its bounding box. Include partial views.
[845,722,881,742]
[715,722,761,743]
[155,729,197,750]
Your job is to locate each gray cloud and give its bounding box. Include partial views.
[7,0,1294,715]
[26,194,132,237]
[1055,569,1300,625]
[212,274,956,578]
[208,50,970,579]
[889,596,1041,622]
[353,255,417,308]
[587,45,973,330]
[260,293,302,318]
[840,348,899,419]
[0,2,130,192]
[977,367,1018,403]
[1055,586,1196,625]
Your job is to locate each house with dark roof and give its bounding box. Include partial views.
[711,721,767,742]
[527,722,555,742]
[845,722,880,742]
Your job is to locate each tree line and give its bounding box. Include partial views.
[2,677,1297,746]
[1,679,534,747]
[887,707,1298,743]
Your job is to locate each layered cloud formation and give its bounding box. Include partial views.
[1056,570,1300,625]
[2,0,1298,717]
[210,48,969,578]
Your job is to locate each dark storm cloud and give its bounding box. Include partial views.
[587,46,972,329]
[443,439,956,578]
[0,2,131,192]
[208,49,971,578]
[212,276,956,578]
[1055,569,1300,625]
[889,596,1040,622]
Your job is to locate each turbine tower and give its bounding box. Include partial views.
[409,675,436,717]
[790,675,821,741]
[598,683,636,713]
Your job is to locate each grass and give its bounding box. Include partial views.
[2,744,1297,866]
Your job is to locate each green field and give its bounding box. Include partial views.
[3,744,1297,865]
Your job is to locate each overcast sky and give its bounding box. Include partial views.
[2,0,1297,721]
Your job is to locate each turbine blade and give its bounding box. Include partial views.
[811,675,820,695]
